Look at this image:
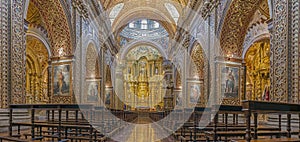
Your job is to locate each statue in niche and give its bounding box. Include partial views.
[139,61,147,77]
[137,59,149,98]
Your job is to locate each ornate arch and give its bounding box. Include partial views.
[29,0,72,57]
[244,39,270,101]
[86,43,100,79]
[25,36,49,103]
[26,27,51,57]
[120,40,168,60]
[219,0,261,57]
[190,42,206,79]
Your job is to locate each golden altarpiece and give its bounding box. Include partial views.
[122,46,164,111]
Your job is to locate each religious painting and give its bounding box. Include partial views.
[86,81,99,102]
[105,87,113,107]
[52,63,72,96]
[187,82,201,105]
[220,65,240,99]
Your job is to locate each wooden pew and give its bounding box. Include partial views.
[243,100,300,142]
[9,104,93,141]
[207,105,243,141]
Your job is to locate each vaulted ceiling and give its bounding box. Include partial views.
[99,0,189,11]
[220,0,270,57]
[100,0,191,38]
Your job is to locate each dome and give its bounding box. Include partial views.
[120,19,169,40]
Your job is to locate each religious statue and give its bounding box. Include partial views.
[137,60,149,97]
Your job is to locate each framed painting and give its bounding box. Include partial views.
[218,63,241,105]
[52,63,72,96]
[174,90,183,107]
[105,87,113,108]
[187,81,201,105]
[86,81,100,102]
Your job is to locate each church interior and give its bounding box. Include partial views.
[0,0,299,141]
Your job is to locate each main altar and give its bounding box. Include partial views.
[123,46,165,110]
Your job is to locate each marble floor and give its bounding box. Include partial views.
[110,116,175,142]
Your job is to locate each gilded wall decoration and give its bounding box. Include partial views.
[26,2,45,27]
[86,44,99,78]
[190,43,205,79]
[190,42,208,106]
[245,40,270,101]
[220,0,261,57]
[30,0,72,57]
[258,0,270,19]
[270,0,288,102]
[26,36,49,104]
[10,0,26,105]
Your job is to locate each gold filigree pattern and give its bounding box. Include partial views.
[26,36,49,104]
[31,0,72,57]
[220,0,261,57]
[26,2,45,27]
[190,43,205,79]
[245,40,270,101]
[11,0,26,105]
[86,44,98,79]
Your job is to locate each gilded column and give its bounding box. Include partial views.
[0,0,26,107]
[270,1,299,103]
[270,1,288,102]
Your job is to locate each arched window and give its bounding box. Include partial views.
[153,21,160,28]
[129,22,135,28]
[141,19,148,29]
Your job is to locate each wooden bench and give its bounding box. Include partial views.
[204,105,243,141]
[9,104,94,141]
[243,101,300,142]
